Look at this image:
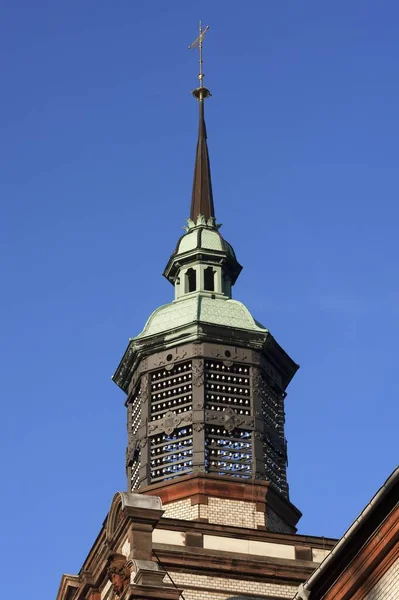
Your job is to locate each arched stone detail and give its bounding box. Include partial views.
[106,492,126,542]
[106,491,163,542]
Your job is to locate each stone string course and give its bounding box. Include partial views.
[364,559,399,600]
[181,593,276,600]
[168,572,297,599]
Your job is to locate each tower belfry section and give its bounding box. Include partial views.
[112,24,300,534]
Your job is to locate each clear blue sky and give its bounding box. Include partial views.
[1,2,398,597]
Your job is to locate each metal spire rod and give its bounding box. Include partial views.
[189,21,211,100]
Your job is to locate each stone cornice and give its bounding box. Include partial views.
[140,473,302,530]
[153,544,319,585]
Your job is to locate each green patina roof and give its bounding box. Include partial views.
[135,295,268,339]
[175,226,237,259]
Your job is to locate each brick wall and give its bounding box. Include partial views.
[364,559,399,600]
[168,571,297,599]
[162,497,265,528]
[201,498,265,528]
[162,499,200,520]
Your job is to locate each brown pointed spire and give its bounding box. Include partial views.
[190,97,215,222]
[188,23,215,224]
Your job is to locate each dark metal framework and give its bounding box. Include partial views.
[204,359,252,479]
[125,344,290,499]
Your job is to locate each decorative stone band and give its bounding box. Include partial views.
[205,408,253,432]
[148,411,193,437]
[192,361,204,387]
[113,330,296,396]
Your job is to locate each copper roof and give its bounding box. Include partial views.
[190,98,215,222]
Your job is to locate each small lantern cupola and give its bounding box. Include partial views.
[163,223,242,301]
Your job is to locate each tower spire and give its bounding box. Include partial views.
[188,23,215,224]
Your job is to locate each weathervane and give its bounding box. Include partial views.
[188,21,211,100]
